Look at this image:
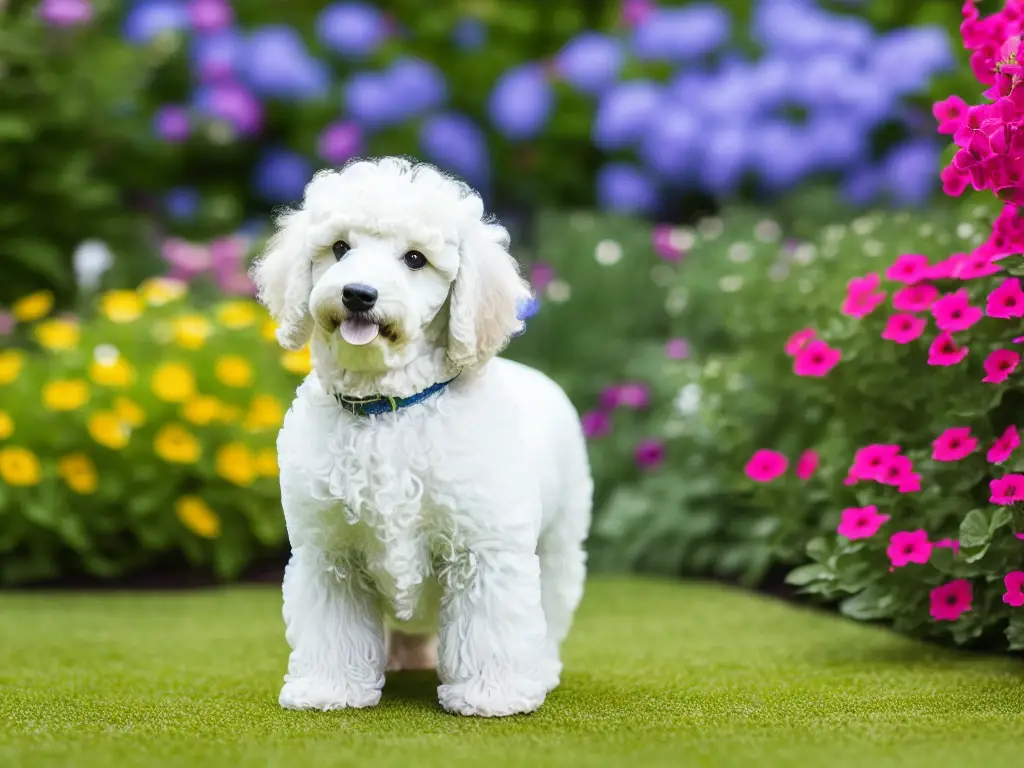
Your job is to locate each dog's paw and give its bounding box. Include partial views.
[279,677,381,711]
[438,674,547,717]
[540,655,562,693]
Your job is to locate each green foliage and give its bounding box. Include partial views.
[0,3,163,307]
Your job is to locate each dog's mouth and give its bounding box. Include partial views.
[337,312,400,346]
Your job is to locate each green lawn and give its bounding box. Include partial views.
[2,577,1024,768]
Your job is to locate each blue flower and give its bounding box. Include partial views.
[750,121,816,192]
[488,64,553,141]
[241,26,330,101]
[555,32,623,96]
[164,188,200,221]
[452,17,486,50]
[316,2,388,59]
[636,105,700,181]
[419,112,490,189]
[344,71,405,127]
[871,27,953,96]
[630,4,730,63]
[189,29,244,82]
[123,0,187,45]
[697,124,748,196]
[592,80,662,150]
[882,140,941,207]
[386,57,448,117]
[841,166,882,206]
[516,296,541,322]
[252,149,312,203]
[596,163,658,214]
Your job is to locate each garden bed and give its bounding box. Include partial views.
[2,577,1022,768]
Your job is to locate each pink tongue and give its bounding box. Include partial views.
[339,317,380,346]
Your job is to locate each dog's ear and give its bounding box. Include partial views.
[250,209,315,351]
[447,214,532,369]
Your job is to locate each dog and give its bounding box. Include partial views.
[251,157,593,717]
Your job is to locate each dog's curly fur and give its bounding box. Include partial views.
[251,158,593,717]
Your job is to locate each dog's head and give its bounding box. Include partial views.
[251,158,531,376]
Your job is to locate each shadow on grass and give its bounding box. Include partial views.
[381,670,441,712]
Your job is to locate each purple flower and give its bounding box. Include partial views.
[600,382,650,410]
[0,311,15,336]
[189,29,243,82]
[637,105,700,179]
[581,411,611,440]
[252,149,312,203]
[620,0,655,27]
[386,57,448,116]
[652,225,685,262]
[665,339,690,359]
[452,17,486,50]
[882,140,941,207]
[193,83,263,135]
[242,26,330,101]
[345,71,405,127]
[592,80,662,150]
[530,262,555,292]
[187,0,232,32]
[596,163,658,215]
[634,438,665,470]
[123,0,188,45]
[164,187,200,220]
[38,0,93,26]
[316,2,388,59]
[555,33,623,96]
[317,121,363,164]
[419,112,490,188]
[488,64,553,140]
[153,105,190,142]
[630,4,730,63]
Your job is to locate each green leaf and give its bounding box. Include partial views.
[959,509,990,549]
[785,563,832,586]
[1007,615,1024,651]
[840,586,894,621]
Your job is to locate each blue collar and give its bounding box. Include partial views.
[334,377,458,416]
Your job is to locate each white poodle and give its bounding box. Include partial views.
[251,157,593,717]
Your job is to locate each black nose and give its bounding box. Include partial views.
[342,283,378,312]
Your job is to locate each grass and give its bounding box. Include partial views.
[2,577,1024,768]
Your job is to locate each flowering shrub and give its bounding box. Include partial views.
[0,280,308,584]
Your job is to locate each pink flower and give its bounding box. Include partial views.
[0,311,14,336]
[793,340,841,377]
[745,449,788,482]
[881,313,927,344]
[581,410,611,440]
[983,349,1020,383]
[988,425,1020,463]
[933,95,969,134]
[665,338,690,359]
[885,254,931,284]
[841,273,887,318]
[1003,571,1024,607]
[600,382,650,409]
[634,438,664,470]
[936,538,961,556]
[785,328,816,355]
[930,580,973,621]
[850,444,902,481]
[931,289,983,331]
[888,530,933,567]
[879,455,916,488]
[986,277,1024,318]
[927,332,969,366]
[992,474,1024,504]
[893,283,939,312]
[837,505,890,540]
[795,450,819,480]
[652,225,685,262]
[932,426,978,461]
[898,473,923,494]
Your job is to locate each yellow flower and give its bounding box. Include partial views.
[181,395,222,426]
[100,290,143,323]
[171,314,213,350]
[0,446,41,486]
[244,394,284,431]
[281,346,312,375]
[0,350,24,385]
[152,362,196,403]
[261,319,278,342]
[88,411,130,450]
[154,424,201,464]
[175,496,221,539]
[139,277,187,306]
[34,318,80,351]
[114,396,145,428]
[216,300,257,329]
[42,379,90,411]
[12,291,54,322]
[58,453,98,495]
[90,356,135,388]
[215,442,256,486]
[255,447,278,477]
[0,411,12,440]
[215,356,253,388]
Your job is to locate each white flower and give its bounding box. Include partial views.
[72,240,113,291]
[674,383,702,416]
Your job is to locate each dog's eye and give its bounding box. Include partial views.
[332,240,351,260]
[403,250,428,270]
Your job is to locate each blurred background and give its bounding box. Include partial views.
[0,0,992,589]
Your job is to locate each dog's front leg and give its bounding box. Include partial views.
[278,546,385,711]
[436,545,552,717]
